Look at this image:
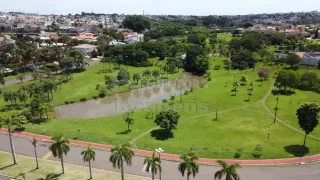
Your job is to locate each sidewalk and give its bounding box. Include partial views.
[1,128,320,165]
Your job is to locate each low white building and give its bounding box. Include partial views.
[73,44,98,56]
[301,53,320,66]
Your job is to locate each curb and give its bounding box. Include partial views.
[1,128,320,166]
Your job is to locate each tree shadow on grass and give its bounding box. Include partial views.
[284,145,310,157]
[116,130,131,135]
[37,173,62,180]
[14,167,40,179]
[30,118,50,125]
[272,89,295,96]
[0,164,15,170]
[150,129,173,141]
[13,127,26,132]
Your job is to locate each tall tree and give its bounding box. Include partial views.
[0,112,27,164]
[285,54,301,68]
[143,152,161,180]
[133,73,141,84]
[0,72,5,85]
[274,70,299,93]
[122,15,151,33]
[154,110,180,134]
[81,145,96,180]
[123,110,135,132]
[296,102,320,146]
[49,134,70,174]
[109,143,135,180]
[214,160,241,180]
[31,137,39,169]
[178,153,199,180]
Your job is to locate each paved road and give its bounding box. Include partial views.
[1,134,320,180]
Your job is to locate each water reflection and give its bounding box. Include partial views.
[54,73,205,119]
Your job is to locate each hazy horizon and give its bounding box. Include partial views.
[0,0,319,16]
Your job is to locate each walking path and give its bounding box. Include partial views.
[1,128,320,165]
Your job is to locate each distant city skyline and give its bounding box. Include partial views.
[0,0,319,16]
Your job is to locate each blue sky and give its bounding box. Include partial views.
[1,0,319,15]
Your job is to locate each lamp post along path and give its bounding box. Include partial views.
[155,148,164,180]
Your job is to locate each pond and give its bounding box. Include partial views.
[53,73,205,119]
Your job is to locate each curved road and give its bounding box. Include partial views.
[0,134,319,180]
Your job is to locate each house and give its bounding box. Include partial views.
[109,40,125,46]
[0,35,16,47]
[273,53,288,61]
[301,53,320,66]
[276,45,286,53]
[0,20,11,33]
[77,32,97,42]
[125,39,138,45]
[73,44,98,56]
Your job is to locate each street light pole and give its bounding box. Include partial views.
[155,148,164,180]
[180,84,182,102]
[170,93,175,110]
[274,95,279,123]
[233,72,237,95]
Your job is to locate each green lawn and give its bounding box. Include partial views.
[266,67,320,137]
[3,56,320,160]
[0,60,182,108]
[0,152,149,180]
[4,72,31,81]
[136,103,320,159]
[217,33,232,42]
[23,57,275,153]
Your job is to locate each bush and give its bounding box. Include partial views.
[162,99,167,103]
[91,49,98,58]
[214,65,221,70]
[80,97,87,101]
[252,144,262,159]
[70,101,75,104]
[93,96,99,99]
[45,63,60,72]
[234,148,243,158]
[99,92,106,98]
[64,101,69,104]
[96,84,101,90]
[184,91,189,95]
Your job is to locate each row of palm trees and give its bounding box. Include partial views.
[28,134,241,180]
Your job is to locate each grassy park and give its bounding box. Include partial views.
[0,152,149,180]
[1,33,320,160]
[19,55,320,159]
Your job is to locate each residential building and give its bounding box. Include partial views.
[73,44,98,56]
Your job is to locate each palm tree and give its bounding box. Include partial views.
[143,152,161,180]
[0,111,27,164]
[81,145,96,179]
[31,137,39,169]
[49,134,70,174]
[214,160,241,180]
[109,143,135,180]
[178,153,199,180]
